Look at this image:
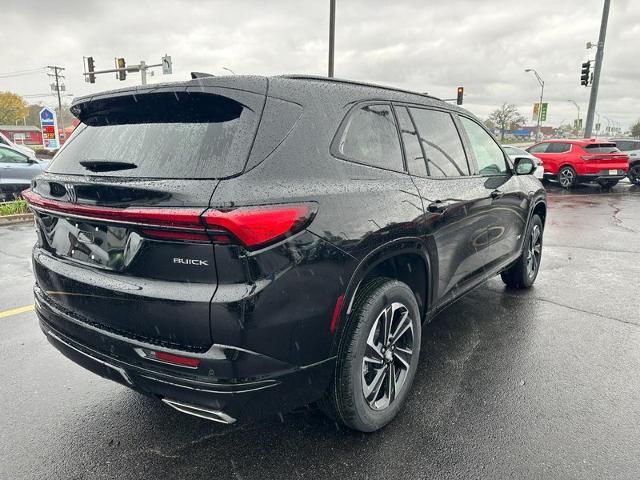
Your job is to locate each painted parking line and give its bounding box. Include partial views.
[0,304,34,319]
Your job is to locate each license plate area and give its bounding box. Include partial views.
[608,169,618,175]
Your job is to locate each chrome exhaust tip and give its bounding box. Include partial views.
[161,398,236,424]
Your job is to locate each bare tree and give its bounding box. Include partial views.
[631,119,640,138]
[487,103,526,141]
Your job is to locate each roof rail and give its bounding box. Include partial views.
[281,74,442,102]
[190,72,215,79]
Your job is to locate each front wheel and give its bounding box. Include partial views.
[628,164,640,185]
[557,166,577,189]
[501,214,543,289]
[321,278,421,432]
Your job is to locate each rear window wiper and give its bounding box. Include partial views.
[79,160,138,172]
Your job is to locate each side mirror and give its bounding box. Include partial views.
[514,157,535,175]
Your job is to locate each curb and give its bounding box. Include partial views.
[0,213,34,225]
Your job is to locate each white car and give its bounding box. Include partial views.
[502,145,544,179]
[0,131,37,160]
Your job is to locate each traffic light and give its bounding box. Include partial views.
[116,58,126,81]
[456,86,464,106]
[87,56,96,83]
[580,61,591,86]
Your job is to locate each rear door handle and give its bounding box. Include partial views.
[427,200,449,214]
[490,190,504,199]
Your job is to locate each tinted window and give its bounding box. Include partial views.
[584,143,620,153]
[460,116,508,176]
[527,143,550,153]
[395,106,427,176]
[49,92,259,179]
[409,108,469,177]
[337,104,403,171]
[546,143,571,153]
[0,146,28,164]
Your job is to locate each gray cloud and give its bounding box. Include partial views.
[1,0,638,129]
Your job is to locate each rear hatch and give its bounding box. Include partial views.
[581,143,629,173]
[28,81,267,350]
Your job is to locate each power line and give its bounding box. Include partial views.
[0,67,47,79]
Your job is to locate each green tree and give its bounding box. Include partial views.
[631,119,640,138]
[488,103,526,141]
[0,92,28,124]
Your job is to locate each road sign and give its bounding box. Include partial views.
[39,107,59,150]
[540,103,548,122]
[532,103,539,121]
[162,55,172,74]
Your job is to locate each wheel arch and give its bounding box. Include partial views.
[330,237,437,356]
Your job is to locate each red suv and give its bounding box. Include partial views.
[527,139,629,189]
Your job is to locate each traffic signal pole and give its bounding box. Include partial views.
[584,0,610,138]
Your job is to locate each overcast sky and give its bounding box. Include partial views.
[1,0,638,129]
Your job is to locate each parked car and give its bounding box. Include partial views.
[0,131,37,160]
[502,145,544,179]
[609,138,640,185]
[527,139,629,189]
[24,75,546,432]
[0,144,49,201]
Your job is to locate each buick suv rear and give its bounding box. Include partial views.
[26,75,546,432]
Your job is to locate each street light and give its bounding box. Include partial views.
[222,67,236,75]
[567,99,581,135]
[525,68,545,142]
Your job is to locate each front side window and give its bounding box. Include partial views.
[409,108,469,177]
[0,146,29,164]
[460,117,508,176]
[528,143,550,153]
[337,104,403,171]
[546,143,571,153]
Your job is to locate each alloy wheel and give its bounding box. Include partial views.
[361,302,414,411]
[559,169,574,188]
[526,224,542,278]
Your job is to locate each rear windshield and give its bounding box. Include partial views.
[49,92,260,179]
[584,143,620,153]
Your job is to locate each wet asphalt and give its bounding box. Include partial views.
[1,180,639,480]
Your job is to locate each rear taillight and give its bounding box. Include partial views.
[23,189,316,248]
[202,204,316,249]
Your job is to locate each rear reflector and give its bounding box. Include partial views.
[152,351,201,368]
[330,294,345,333]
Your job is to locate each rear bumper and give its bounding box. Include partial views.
[35,286,335,422]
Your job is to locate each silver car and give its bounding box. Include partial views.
[610,138,640,185]
[502,145,544,179]
[0,145,49,201]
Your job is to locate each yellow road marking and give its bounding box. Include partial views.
[0,304,35,319]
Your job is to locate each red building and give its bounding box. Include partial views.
[0,125,43,146]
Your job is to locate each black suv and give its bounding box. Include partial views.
[26,75,546,432]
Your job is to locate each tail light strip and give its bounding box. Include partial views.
[23,189,316,249]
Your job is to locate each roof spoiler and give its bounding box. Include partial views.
[191,72,215,79]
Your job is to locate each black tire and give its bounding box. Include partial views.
[557,165,577,189]
[320,278,421,432]
[501,214,543,289]
[628,164,640,185]
[598,179,618,189]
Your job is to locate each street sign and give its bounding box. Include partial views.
[540,103,548,122]
[532,103,539,121]
[39,107,59,150]
[162,55,172,74]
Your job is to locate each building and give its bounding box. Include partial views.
[0,125,43,146]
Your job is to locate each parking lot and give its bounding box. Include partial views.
[1,180,639,480]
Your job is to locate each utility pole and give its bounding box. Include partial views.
[328,0,336,77]
[584,0,610,138]
[525,68,545,142]
[47,65,65,135]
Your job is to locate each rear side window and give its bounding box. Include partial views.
[459,116,508,176]
[50,92,261,179]
[614,140,640,152]
[584,143,620,153]
[336,104,403,171]
[409,108,469,177]
[546,143,571,153]
[394,106,427,176]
